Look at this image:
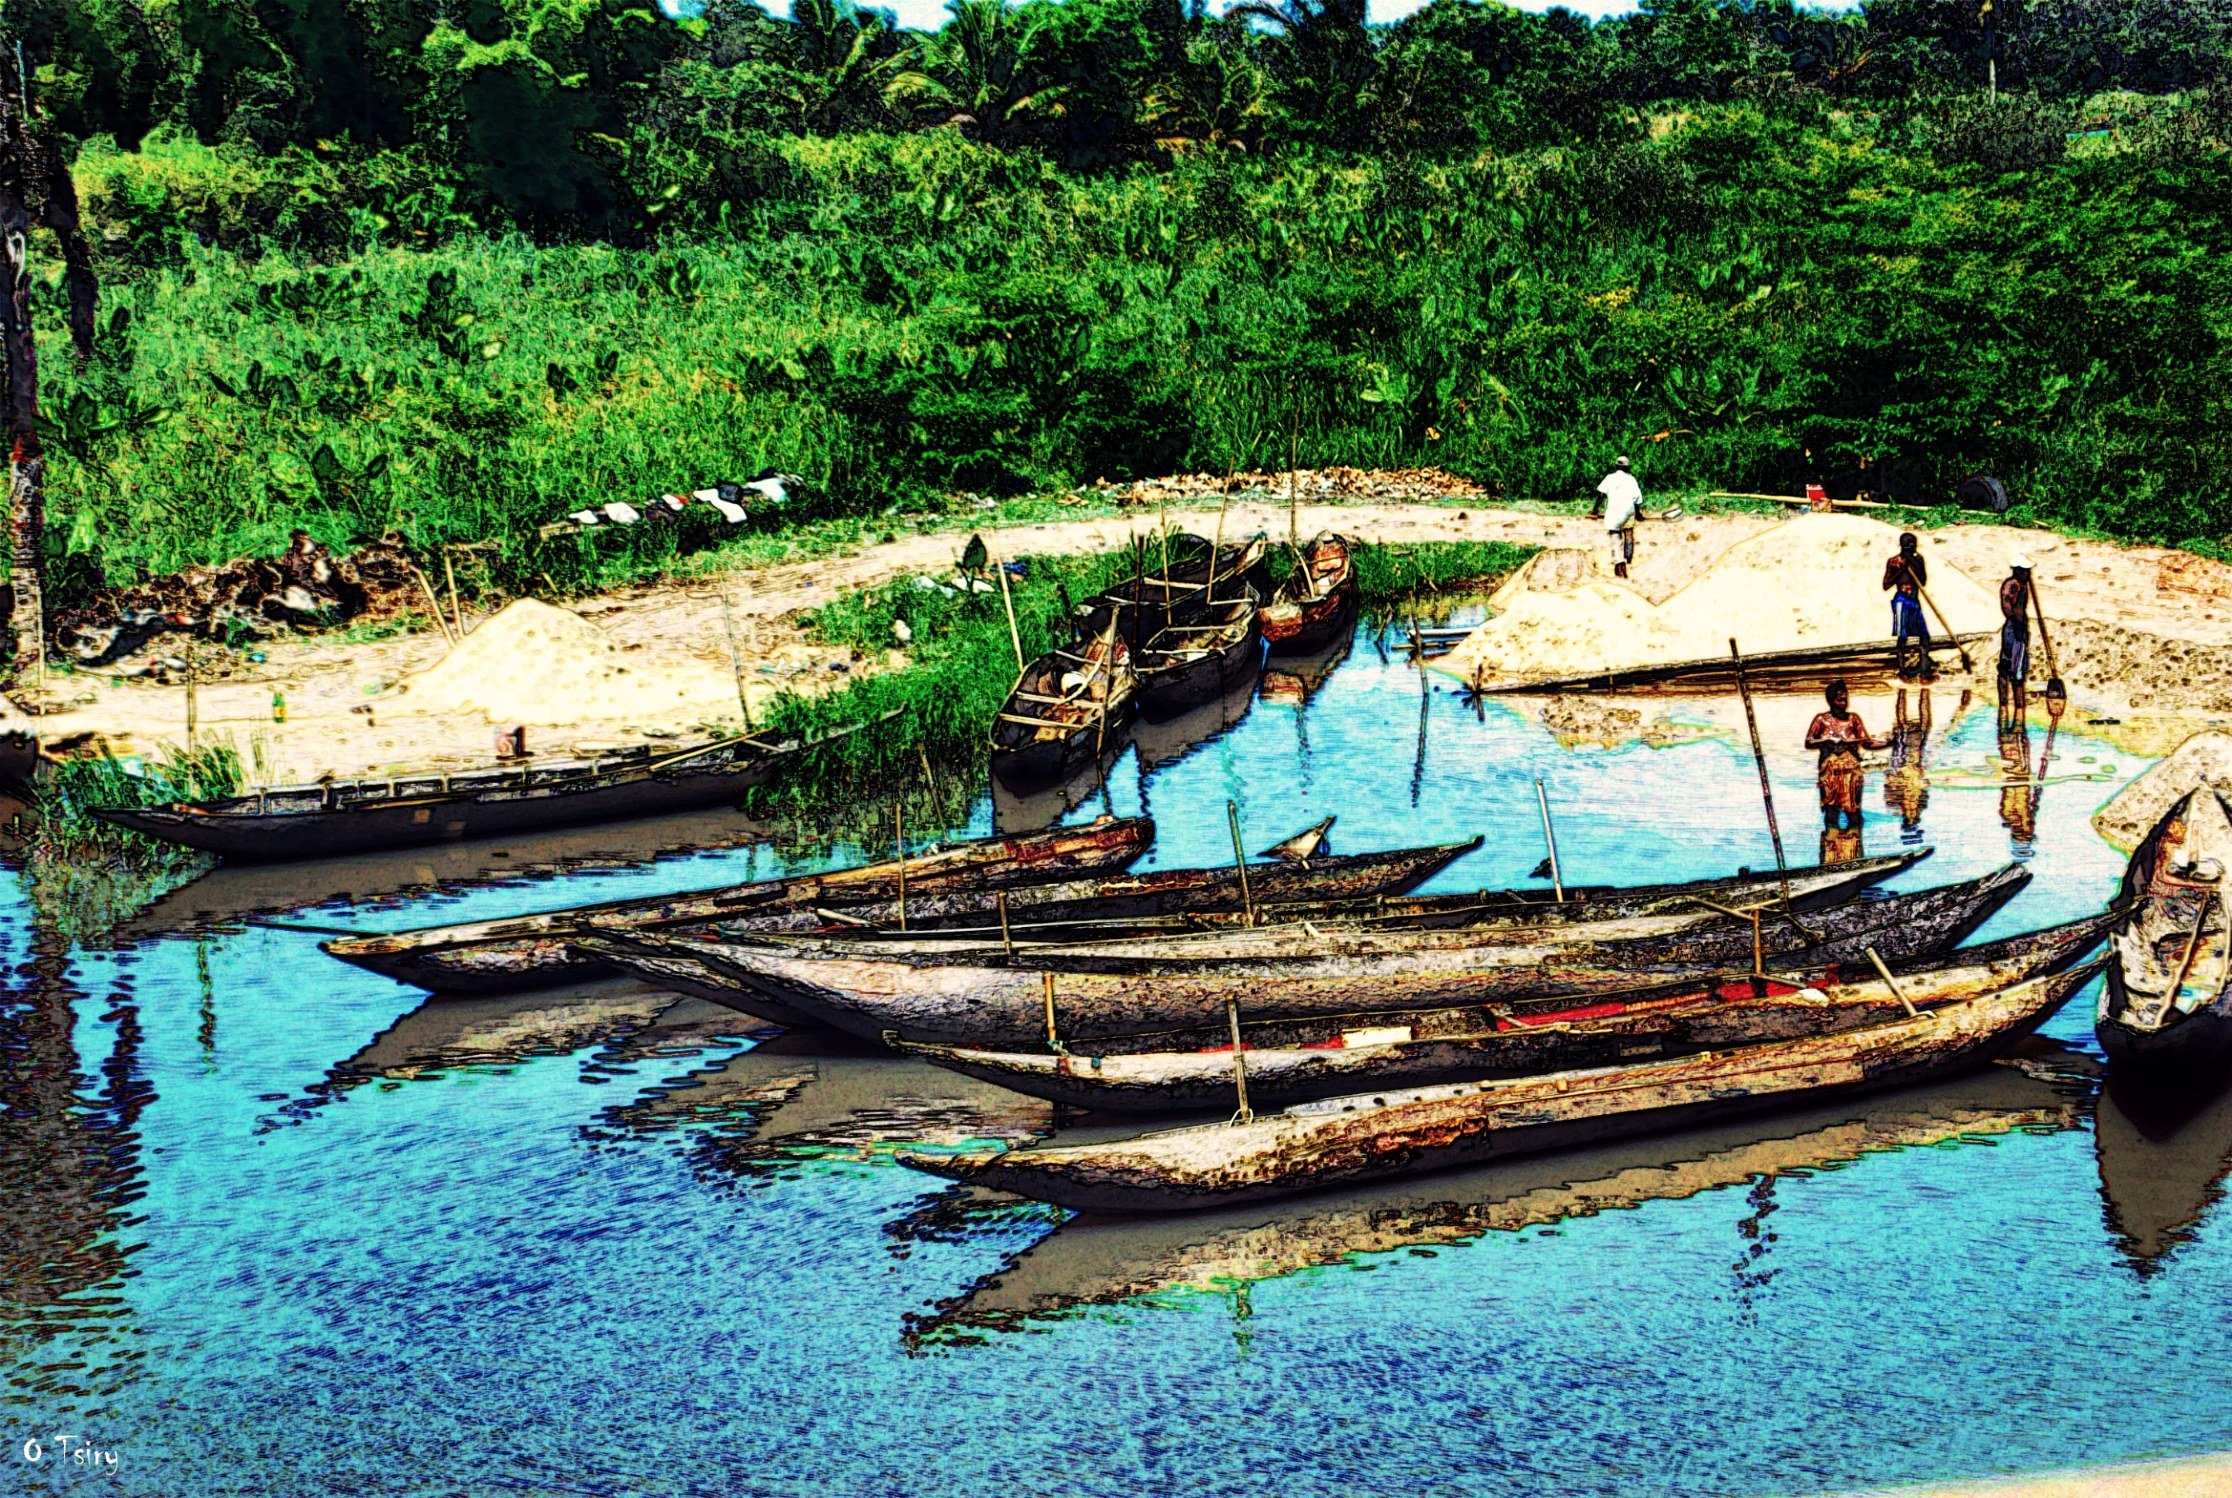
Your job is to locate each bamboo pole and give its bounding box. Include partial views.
[1043,970,1060,1051]
[1226,997,1254,1125]
[719,591,753,733]
[1866,946,1920,1019]
[995,547,1025,674]
[895,799,907,932]
[1535,779,1565,902]
[408,560,457,646]
[183,636,199,765]
[442,548,465,637]
[1728,639,1791,905]
[997,891,1014,959]
[1227,799,1256,927]
[2166,889,2216,1018]
[1286,395,1301,550]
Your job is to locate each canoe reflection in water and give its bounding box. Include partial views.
[585,1032,1054,1186]
[2096,1074,2232,1276]
[897,1042,2093,1348]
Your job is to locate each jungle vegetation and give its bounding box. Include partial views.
[12,0,2232,631]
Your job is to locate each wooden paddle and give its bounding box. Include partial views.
[2029,577,2067,718]
[1915,581,1972,672]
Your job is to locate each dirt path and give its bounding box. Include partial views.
[10,495,2231,783]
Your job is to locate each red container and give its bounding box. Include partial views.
[1805,482,1830,510]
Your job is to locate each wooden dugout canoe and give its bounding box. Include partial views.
[989,636,1139,795]
[895,910,2120,1114]
[896,958,2108,1213]
[1133,595,1264,724]
[1082,533,1272,646]
[93,714,894,862]
[758,863,2021,975]
[906,1043,2092,1343]
[320,815,1156,995]
[2099,787,2232,1089]
[1261,533,1359,656]
[1460,634,1993,697]
[628,867,2029,1048]
[834,850,1926,946]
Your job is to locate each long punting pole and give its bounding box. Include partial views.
[1728,638,1791,906]
[719,591,753,733]
[1535,778,1565,903]
[995,547,1025,674]
[1227,799,1256,927]
[1866,946,1920,1019]
[894,799,907,932]
[1225,997,1254,1125]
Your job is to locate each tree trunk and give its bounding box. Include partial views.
[0,209,43,682]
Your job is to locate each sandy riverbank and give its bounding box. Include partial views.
[1853,1452,2232,1496]
[5,495,2228,784]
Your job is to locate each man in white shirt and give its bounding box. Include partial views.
[1596,456,1643,578]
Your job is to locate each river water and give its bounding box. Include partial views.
[4,623,2224,1497]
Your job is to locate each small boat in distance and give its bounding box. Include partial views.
[1133,594,1264,723]
[91,713,897,862]
[1262,533,1359,656]
[896,959,2106,1213]
[2101,787,2232,1090]
[990,630,1138,795]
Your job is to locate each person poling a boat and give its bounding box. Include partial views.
[1595,456,1644,579]
[1882,532,1930,678]
[1805,679,1887,833]
[1999,555,2033,724]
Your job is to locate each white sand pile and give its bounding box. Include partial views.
[1442,514,2007,687]
[2095,730,2232,851]
[390,599,742,725]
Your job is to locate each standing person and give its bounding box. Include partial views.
[1881,532,1931,679]
[1805,679,1888,834]
[1595,456,1643,580]
[1998,554,2033,722]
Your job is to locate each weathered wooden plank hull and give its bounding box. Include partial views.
[898,911,2120,1113]
[895,961,2105,1213]
[775,864,2024,977]
[857,851,1924,946]
[2098,788,2232,1091]
[320,816,1157,994]
[572,943,826,1029]
[1262,534,1359,656]
[662,869,2028,1048]
[1466,634,1994,697]
[92,716,892,862]
[989,644,1140,796]
[1135,602,1264,724]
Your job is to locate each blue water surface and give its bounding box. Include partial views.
[3,626,2219,1498]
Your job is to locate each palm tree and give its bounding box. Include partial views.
[1142,28,1271,152]
[787,0,911,134]
[1225,0,1378,144]
[886,0,1069,144]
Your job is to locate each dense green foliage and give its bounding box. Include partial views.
[17,0,2232,604]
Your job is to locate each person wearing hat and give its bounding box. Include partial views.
[1595,456,1644,579]
[1998,554,2033,722]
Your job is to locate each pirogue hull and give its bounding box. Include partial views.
[93,716,890,861]
[897,912,2118,1113]
[989,644,1139,796]
[895,961,2105,1213]
[1134,598,1264,724]
[322,816,1156,994]
[2100,787,2232,1092]
[840,851,1924,945]
[636,868,2028,1047]
[1083,533,1271,644]
[1261,534,1359,656]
